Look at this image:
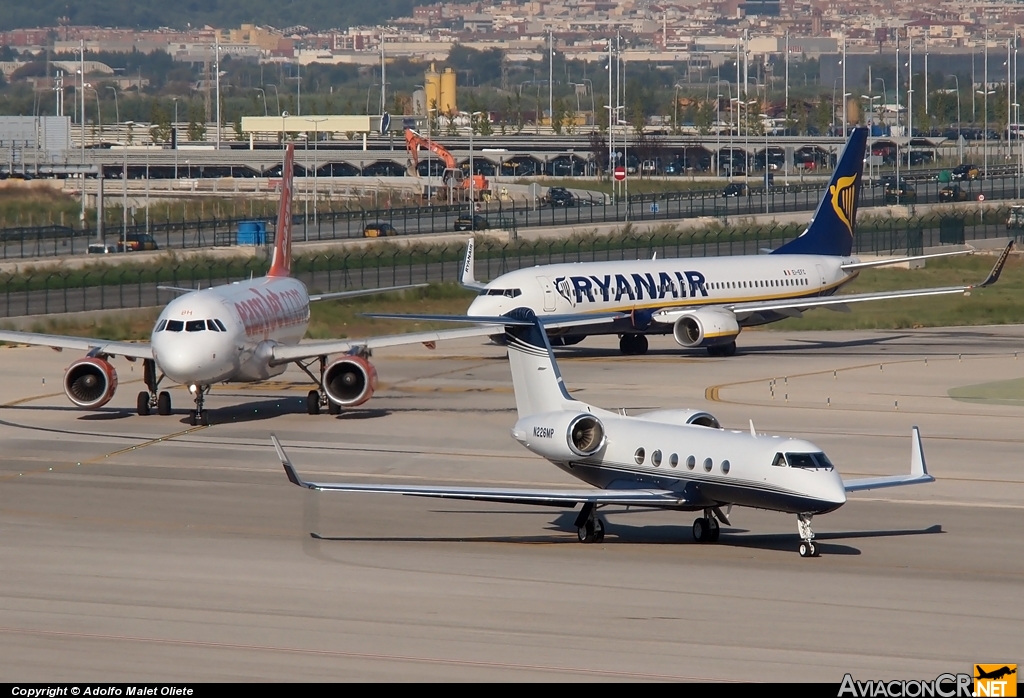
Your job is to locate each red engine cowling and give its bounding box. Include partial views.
[64,357,118,408]
[323,355,378,407]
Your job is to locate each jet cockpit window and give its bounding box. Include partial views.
[782,450,831,466]
[165,320,184,332]
[206,320,221,332]
[185,320,206,332]
[772,452,787,467]
[483,288,522,298]
[213,319,227,332]
[155,319,167,332]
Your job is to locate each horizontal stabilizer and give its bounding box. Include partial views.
[362,311,625,329]
[840,248,974,271]
[843,427,934,492]
[309,283,426,303]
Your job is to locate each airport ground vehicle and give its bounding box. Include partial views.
[722,183,749,197]
[405,128,489,201]
[951,164,981,181]
[545,187,576,207]
[363,222,398,237]
[117,233,158,252]
[454,214,489,231]
[1007,205,1024,230]
[939,184,969,202]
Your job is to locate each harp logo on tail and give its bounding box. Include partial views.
[830,174,858,235]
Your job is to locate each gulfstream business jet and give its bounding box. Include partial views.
[275,307,933,558]
[459,127,1013,356]
[0,145,503,426]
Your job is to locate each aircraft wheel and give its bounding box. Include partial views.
[593,518,605,543]
[721,341,737,357]
[578,520,595,543]
[634,335,649,355]
[709,518,721,542]
[200,411,209,427]
[157,391,172,416]
[692,517,709,543]
[189,411,197,427]
[328,399,341,415]
[306,390,320,415]
[137,391,150,416]
[619,335,634,355]
[799,542,818,558]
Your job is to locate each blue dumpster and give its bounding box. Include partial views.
[237,221,267,245]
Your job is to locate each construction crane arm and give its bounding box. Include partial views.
[405,128,457,170]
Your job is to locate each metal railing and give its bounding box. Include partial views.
[2,211,1018,319]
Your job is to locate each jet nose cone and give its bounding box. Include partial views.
[467,295,492,317]
[154,332,233,384]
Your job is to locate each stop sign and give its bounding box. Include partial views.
[613,166,626,181]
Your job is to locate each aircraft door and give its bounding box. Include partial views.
[815,264,827,295]
[539,277,558,312]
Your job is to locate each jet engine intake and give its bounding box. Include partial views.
[64,357,118,408]
[567,414,606,457]
[323,355,378,407]
[672,308,740,348]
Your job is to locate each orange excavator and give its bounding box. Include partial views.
[405,127,489,201]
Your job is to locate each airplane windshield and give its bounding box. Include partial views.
[165,320,184,332]
[481,288,522,297]
[786,452,834,470]
[155,320,167,332]
[185,320,206,332]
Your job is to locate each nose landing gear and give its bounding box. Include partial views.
[797,513,819,557]
[619,333,649,355]
[136,359,173,416]
[188,384,210,426]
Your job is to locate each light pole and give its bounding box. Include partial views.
[106,86,119,140]
[122,121,134,248]
[254,87,268,116]
[673,83,683,134]
[978,88,995,181]
[366,83,378,115]
[215,40,221,149]
[468,111,482,208]
[173,97,179,178]
[841,33,847,135]
[310,117,327,236]
[267,84,281,115]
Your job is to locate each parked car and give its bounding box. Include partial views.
[722,182,750,197]
[951,164,981,181]
[87,243,119,254]
[116,233,158,252]
[884,183,917,203]
[363,222,398,237]
[939,184,969,202]
[1007,205,1024,230]
[454,214,489,232]
[545,187,576,207]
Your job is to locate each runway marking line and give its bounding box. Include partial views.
[0,626,737,681]
[1,425,207,483]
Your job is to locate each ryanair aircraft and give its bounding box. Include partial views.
[457,127,1012,356]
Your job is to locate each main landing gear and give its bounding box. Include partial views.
[575,502,605,543]
[188,384,210,426]
[136,359,173,417]
[619,333,649,355]
[691,509,721,543]
[797,513,819,558]
[298,357,341,416]
[707,341,737,357]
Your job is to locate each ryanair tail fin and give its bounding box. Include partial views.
[772,127,868,257]
[503,307,578,419]
[267,144,295,278]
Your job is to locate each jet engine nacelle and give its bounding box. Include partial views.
[323,355,378,407]
[672,307,740,348]
[511,411,607,462]
[636,408,721,429]
[64,357,118,409]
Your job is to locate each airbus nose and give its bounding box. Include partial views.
[152,320,236,384]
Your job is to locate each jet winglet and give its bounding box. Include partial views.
[272,435,315,489]
[460,238,487,291]
[910,425,929,479]
[973,240,1014,288]
[843,426,934,492]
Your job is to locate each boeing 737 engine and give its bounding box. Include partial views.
[672,308,740,356]
[323,355,378,407]
[64,357,119,408]
[512,412,607,462]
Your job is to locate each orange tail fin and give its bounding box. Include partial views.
[267,143,295,278]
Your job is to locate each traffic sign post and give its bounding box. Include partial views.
[613,166,626,181]
[650,202,660,214]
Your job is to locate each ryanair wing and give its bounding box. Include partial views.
[274,435,691,507]
[839,248,976,272]
[0,331,153,359]
[722,240,1012,319]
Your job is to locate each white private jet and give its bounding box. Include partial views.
[275,307,934,558]
[0,144,511,426]
[455,127,1013,356]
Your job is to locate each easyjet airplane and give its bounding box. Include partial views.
[457,127,1013,356]
[0,145,504,425]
